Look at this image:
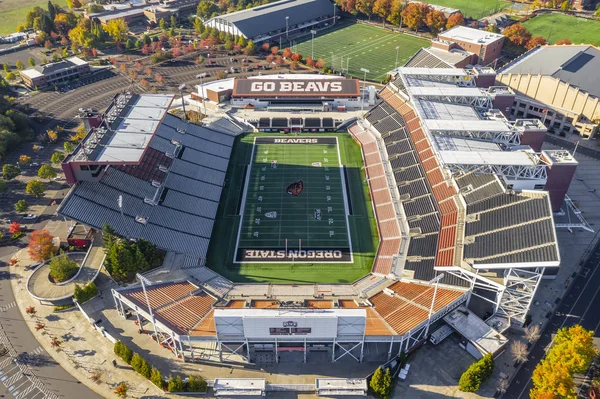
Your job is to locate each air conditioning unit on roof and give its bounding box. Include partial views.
[135,215,148,224]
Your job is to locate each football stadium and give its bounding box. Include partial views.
[57,63,577,391]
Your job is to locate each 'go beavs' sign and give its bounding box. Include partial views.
[232,78,360,97]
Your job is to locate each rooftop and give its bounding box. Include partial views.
[21,56,87,79]
[439,26,504,45]
[498,45,600,98]
[70,93,173,163]
[207,0,334,38]
[444,306,508,355]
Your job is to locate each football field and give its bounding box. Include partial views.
[235,137,352,263]
[293,23,429,82]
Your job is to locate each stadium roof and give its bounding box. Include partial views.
[208,0,334,39]
[58,110,235,259]
[404,47,473,69]
[439,26,504,45]
[356,67,560,279]
[498,45,600,98]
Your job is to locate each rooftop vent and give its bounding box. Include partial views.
[135,216,148,225]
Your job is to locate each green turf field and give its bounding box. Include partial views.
[523,13,600,46]
[236,137,351,259]
[0,0,68,35]
[293,23,429,82]
[206,132,379,284]
[424,0,510,19]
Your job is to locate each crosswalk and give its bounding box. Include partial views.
[0,302,17,312]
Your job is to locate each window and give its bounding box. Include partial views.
[534,184,545,190]
[80,165,90,171]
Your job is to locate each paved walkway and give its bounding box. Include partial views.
[27,236,105,301]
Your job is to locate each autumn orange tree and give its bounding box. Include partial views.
[373,0,393,27]
[28,230,56,262]
[526,36,547,50]
[530,325,596,399]
[446,12,464,29]
[503,23,532,47]
[401,2,431,32]
[426,10,447,36]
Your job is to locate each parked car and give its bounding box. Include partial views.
[23,214,38,220]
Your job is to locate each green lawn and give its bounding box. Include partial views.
[206,132,379,284]
[523,13,600,45]
[425,0,510,19]
[0,0,69,35]
[293,23,429,82]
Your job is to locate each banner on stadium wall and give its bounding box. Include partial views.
[232,78,360,98]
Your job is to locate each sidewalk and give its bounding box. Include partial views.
[10,252,167,399]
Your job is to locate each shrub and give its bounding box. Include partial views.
[458,353,494,392]
[187,375,207,392]
[167,375,184,392]
[114,382,127,398]
[130,353,144,373]
[49,256,79,282]
[114,341,133,364]
[151,367,164,389]
[53,304,75,311]
[139,357,151,379]
[73,282,98,303]
[11,231,24,240]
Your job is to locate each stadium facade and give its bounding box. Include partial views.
[57,66,576,369]
[204,0,337,43]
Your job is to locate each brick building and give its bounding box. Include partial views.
[436,26,504,66]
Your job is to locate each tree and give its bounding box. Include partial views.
[19,155,32,165]
[187,376,207,392]
[72,0,82,8]
[510,340,528,365]
[5,72,16,81]
[2,62,9,73]
[47,129,58,143]
[370,367,392,398]
[170,15,177,29]
[0,180,6,193]
[485,24,500,33]
[68,24,96,48]
[261,42,270,52]
[114,382,128,398]
[388,0,407,26]
[271,46,279,55]
[28,230,55,261]
[556,38,572,45]
[196,0,218,20]
[49,255,79,282]
[150,367,164,389]
[130,353,144,373]
[26,180,46,198]
[504,24,532,47]
[2,164,20,180]
[401,2,431,32]
[291,53,303,62]
[459,353,494,392]
[9,222,22,234]
[282,47,293,58]
[373,0,393,27]
[560,0,570,10]
[51,152,65,164]
[167,375,184,392]
[193,18,204,36]
[525,324,541,345]
[64,141,74,153]
[54,13,77,36]
[596,7,600,17]
[357,0,375,20]
[244,40,256,56]
[337,0,358,14]
[28,57,36,68]
[446,12,464,29]
[426,9,447,36]
[15,60,25,71]
[38,164,57,180]
[531,359,576,399]
[15,200,29,212]
[103,18,129,43]
[549,325,596,374]
[527,36,547,50]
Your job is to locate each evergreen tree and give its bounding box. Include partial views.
[48,1,56,20]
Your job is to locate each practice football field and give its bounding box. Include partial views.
[422,0,509,19]
[235,137,352,262]
[523,13,600,46]
[293,23,429,82]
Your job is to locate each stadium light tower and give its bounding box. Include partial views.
[360,68,370,112]
[178,83,187,121]
[424,273,445,336]
[395,46,400,68]
[310,29,317,60]
[195,74,208,118]
[286,16,289,40]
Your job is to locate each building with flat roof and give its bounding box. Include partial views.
[19,57,90,89]
[86,0,198,27]
[436,26,504,66]
[204,0,337,42]
[497,45,600,138]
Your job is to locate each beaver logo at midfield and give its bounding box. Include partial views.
[286,180,304,196]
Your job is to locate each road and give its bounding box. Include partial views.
[504,237,600,398]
